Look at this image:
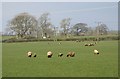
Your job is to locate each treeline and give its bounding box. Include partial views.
[5,12,115,39]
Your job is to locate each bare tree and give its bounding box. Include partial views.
[95,23,109,35]
[38,13,53,38]
[60,18,71,37]
[8,12,38,38]
[86,27,94,36]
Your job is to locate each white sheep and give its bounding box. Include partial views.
[27,51,32,57]
[94,49,99,54]
[47,51,53,58]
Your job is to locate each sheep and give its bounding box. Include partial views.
[85,43,94,46]
[33,53,37,57]
[70,52,75,57]
[85,43,89,46]
[58,53,63,57]
[67,52,71,57]
[94,49,99,55]
[89,43,94,46]
[67,52,75,57]
[47,51,53,58]
[27,51,32,57]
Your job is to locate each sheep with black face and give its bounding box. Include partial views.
[47,51,53,58]
[27,51,32,57]
[94,49,99,55]
[67,52,75,57]
[33,53,37,57]
[58,53,63,57]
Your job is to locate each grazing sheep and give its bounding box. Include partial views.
[33,53,37,57]
[85,43,88,46]
[67,52,75,57]
[94,49,99,55]
[71,52,75,57]
[85,43,94,46]
[27,51,32,57]
[89,43,94,46]
[47,51,53,58]
[58,53,63,57]
[67,52,71,57]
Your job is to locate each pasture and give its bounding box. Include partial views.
[0,43,2,78]
[2,41,118,77]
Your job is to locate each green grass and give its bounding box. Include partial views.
[0,43,2,78]
[2,41,118,77]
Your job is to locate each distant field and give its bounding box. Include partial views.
[2,36,15,40]
[2,41,118,77]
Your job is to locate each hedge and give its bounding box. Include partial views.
[2,35,119,43]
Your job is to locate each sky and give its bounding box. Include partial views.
[1,1,119,33]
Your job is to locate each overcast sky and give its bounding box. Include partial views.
[1,0,119,32]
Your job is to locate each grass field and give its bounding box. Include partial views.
[0,43,2,78]
[2,41,118,77]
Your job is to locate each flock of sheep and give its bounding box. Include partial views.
[27,41,99,58]
[84,42,97,46]
[84,42,99,54]
[27,51,76,58]
[27,50,99,58]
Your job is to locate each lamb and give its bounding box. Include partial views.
[58,53,63,57]
[33,53,37,57]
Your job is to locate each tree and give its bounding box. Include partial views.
[71,23,88,36]
[60,18,71,37]
[4,27,13,35]
[86,27,94,36]
[95,23,108,35]
[38,13,53,38]
[8,12,38,38]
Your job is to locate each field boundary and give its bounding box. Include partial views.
[2,35,119,43]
